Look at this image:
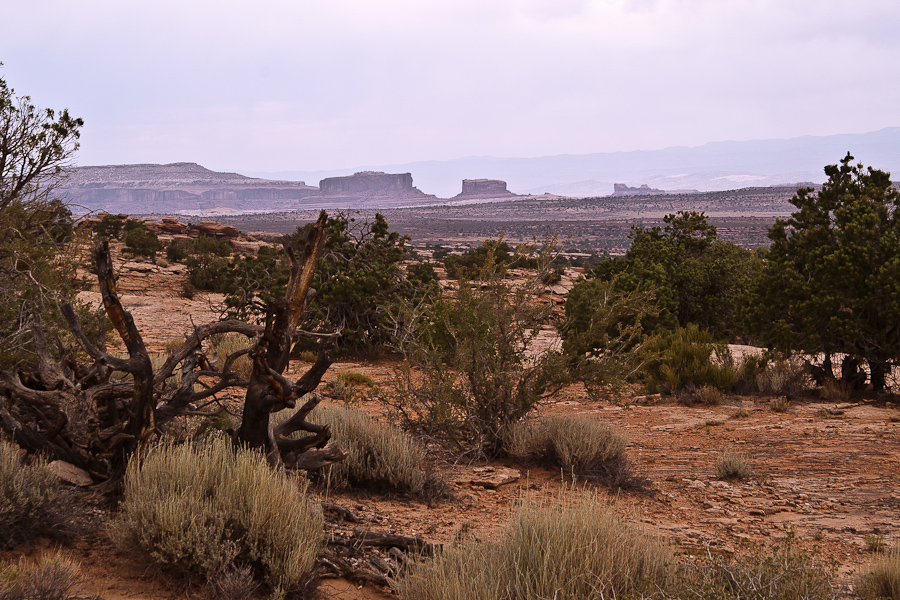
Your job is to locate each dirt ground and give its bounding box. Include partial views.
[8,249,900,599]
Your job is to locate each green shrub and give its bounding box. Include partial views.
[324,372,377,404]
[165,238,191,262]
[123,220,162,258]
[642,324,736,394]
[859,549,900,600]
[715,448,752,480]
[397,491,672,600]
[390,238,569,458]
[337,372,375,387]
[193,235,233,257]
[301,404,442,495]
[187,254,232,292]
[111,437,323,595]
[0,441,72,549]
[505,415,632,485]
[92,213,124,240]
[0,551,95,600]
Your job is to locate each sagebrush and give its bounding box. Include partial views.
[505,415,632,485]
[0,440,72,549]
[111,437,323,596]
[299,403,443,495]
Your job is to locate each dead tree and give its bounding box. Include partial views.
[0,210,345,488]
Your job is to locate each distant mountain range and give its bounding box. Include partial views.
[244,128,900,198]
[63,128,899,215]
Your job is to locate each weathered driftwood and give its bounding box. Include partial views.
[0,209,346,489]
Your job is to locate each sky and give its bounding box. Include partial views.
[2,0,899,174]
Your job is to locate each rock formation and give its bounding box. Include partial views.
[454,179,515,199]
[305,171,436,207]
[59,163,318,214]
[612,183,666,196]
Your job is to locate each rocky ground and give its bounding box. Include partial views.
[6,247,899,600]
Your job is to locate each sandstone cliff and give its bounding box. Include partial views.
[452,179,516,200]
[304,171,436,207]
[60,163,318,214]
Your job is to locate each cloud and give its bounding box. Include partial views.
[2,0,898,171]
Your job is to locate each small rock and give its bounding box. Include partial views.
[48,460,93,486]
[470,467,520,489]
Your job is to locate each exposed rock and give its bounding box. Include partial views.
[467,466,521,489]
[193,221,241,239]
[612,183,666,196]
[611,183,700,196]
[59,162,318,214]
[48,460,93,486]
[454,179,516,199]
[320,171,419,196]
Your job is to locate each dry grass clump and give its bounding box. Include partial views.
[770,396,791,413]
[676,535,837,600]
[208,332,253,379]
[324,372,377,404]
[731,408,751,419]
[505,415,633,485]
[0,551,97,600]
[396,491,672,600]
[0,441,72,549]
[819,378,852,402]
[858,549,900,600]
[111,437,323,597]
[715,448,752,481]
[304,404,445,496]
[757,358,809,397]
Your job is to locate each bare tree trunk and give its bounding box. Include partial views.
[234,211,346,467]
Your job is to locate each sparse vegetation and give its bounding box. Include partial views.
[0,551,97,600]
[756,358,809,397]
[865,534,887,553]
[397,491,672,600]
[819,378,852,402]
[0,440,72,549]
[858,549,900,600]
[675,535,837,600]
[642,324,737,394]
[111,437,323,596]
[505,415,633,485]
[389,238,569,458]
[301,404,445,495]
[770,396,791,413]
[716,448,752,480]
[207,332,254,379]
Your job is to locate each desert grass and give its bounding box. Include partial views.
[505,415,633,485]
[111,437,322,596]
[819,378,852,402]
[675,536,838,600]
[396,490,672,600]
[770,396,791,413]
[208,332,254,380]
[0,551,97,600]
[0,440,72,549]
[858,549,900,600]
[303,404,443,495]
[715,448,752,481]
[757,358,809,397]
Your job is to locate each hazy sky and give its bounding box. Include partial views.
[3,0,898,173]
